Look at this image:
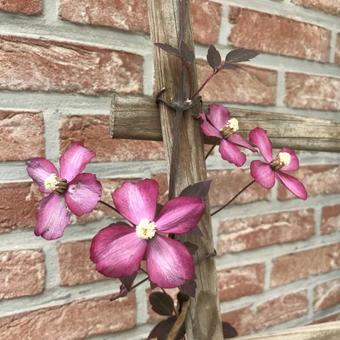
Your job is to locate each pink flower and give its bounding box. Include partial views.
[249,128,307,200]
[26,142,102,240]
[200,104,255,166]
[90,179,205,288]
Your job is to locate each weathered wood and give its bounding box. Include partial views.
[147,1,223,339]
[111,93,340,152]
[238,321,340,340]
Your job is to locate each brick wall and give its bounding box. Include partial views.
[0,0,339,339]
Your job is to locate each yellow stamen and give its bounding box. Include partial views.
[136,219,156,240]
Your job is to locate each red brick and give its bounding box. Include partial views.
[271,243,340,287]
[208,169,270,208]
[336,34,340,64]
[229,7,330,62]
[222,306,254,336]
[291,0,340,16]
[0,249,45,299]
[0,294,136,339]
[59,0,221,45]
[0,0,42,15]
[218,263,265,301]
[0,111,44,161]
[321,204,340,235]
[313,278,340,311]
[278,165,340,200]
[60,115,164,162]
[0,182,41,233]
[254,291,308,331]
[58,240,105,286]
[0,36,143,95]
[197,60,277,105]
[217,209,315,255]
[285,73,340,111]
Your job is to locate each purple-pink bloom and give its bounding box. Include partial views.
[249,128,307,200]
[26,142,102,240]
[90,179,205,288]
[199,104,255,166]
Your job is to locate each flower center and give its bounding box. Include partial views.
[271,152,291,171]
[136,219,156,240]
[44,174,68,194]
[220,118,239,138]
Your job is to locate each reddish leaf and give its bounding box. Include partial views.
[225,48,259,64]
[155,43,180,57]
[180,180,212,199]
[207,45,221,70]
[119,272,137,290]
[179,279,197,297]
[150,291,175,316]
[148,316,176,340]
[222,321,238,338]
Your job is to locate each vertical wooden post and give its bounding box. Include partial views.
[148,1,223,339]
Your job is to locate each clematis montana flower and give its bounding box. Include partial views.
[90,179,205,288]
[199,104,255,166]
[26,142,102,240]
[249,128,307,200]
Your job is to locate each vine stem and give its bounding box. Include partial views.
[99,200,120,215]
[191,68,220,99]
[205,141,218,160]
[211,180,255,217]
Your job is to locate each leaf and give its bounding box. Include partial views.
[119,272,137,291]
[180,180,212,199]
[180,41,195,63]
[147,316,176,340]
[179,279,197,297]
[149,291,175,316]
[222,321,238,338]
[207,45,221,70]
[183,241,198,255]
[225,48,259,64]
[155,43,180,57]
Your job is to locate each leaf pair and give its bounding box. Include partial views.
[155,41,195,63]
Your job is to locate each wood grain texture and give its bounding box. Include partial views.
[238,321,340,340]
[147,0,223,339]
[111,94,340,152]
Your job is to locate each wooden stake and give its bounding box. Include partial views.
[148,0,223,339]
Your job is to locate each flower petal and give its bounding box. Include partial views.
[112,179,159,225]
[250,160,275,189]
[146,235,194,288]
[219,139,246,167]
[276,171,307,200]
[90,224,147,278]
[279,147,299,172]
[59,142,95,182]
[155,196,205,234]
[207,104,230,130]
[199,112,221,138]
[35,193,71,240]
[249,128,273,162]
[26,158,59,193]
[65,173,102,216]
[228,133,256,152]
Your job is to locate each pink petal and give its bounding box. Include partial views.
[146,235,194,288]
[112,179,159,225]
[35,193,71,240]
[278,147,299,172]
[155,196,205,234]
[199,112,221,138]
[65,173,102,216]
[276,171,307,200]
[219,139,246,167]
[59,142,95,182]
[90,224,147,278]
[26,158,59,193]
[207,104,230,130]
[249,128,273,162]
[250,160,275,189]
[228,133,256,152]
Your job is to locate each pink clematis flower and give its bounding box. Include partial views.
[249,128,307,200]
[90,179,205,288]
[26,142,102,240]
[199,104,255,166]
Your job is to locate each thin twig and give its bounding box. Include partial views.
[191,68,220,99]
[99,200,120,215]
[205,142,218,160]
[211,180,255,217]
